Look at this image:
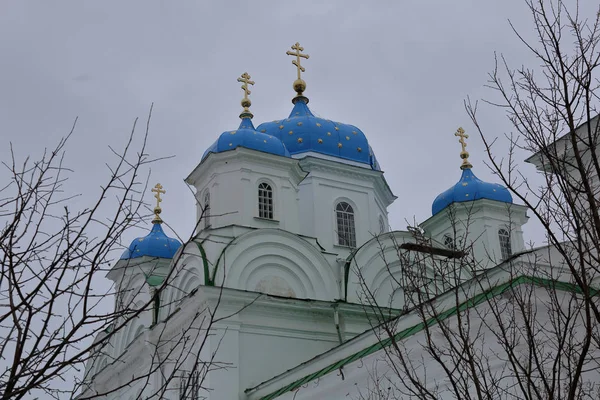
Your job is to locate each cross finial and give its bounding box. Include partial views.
[237,72,255,119]
[454,127,473,170]
[151,183,166,224]
[286,42,310,99]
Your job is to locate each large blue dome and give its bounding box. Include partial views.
[256,99,380,170]
[120,223,182,260]
[202,117,290,161]
[432,168,513,216]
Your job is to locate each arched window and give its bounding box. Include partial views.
[336,202,356,247]
[378,216,386,234]
[443,234,455,250]
[498,228,512,260]
[203,191,211,229]
[258,182,274,219]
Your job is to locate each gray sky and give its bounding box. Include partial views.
[0,0,549,248]
[2,1,577,396]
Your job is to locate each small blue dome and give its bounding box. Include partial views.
[202,117,290,161]
[432,168,513,215]
[256,99,380,171]
[120,223,182,260]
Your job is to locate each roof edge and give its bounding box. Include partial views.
[248,266,595,400]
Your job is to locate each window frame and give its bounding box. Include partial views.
[498,228,512,260]
[258,182,274,220]
[335,201,357,248]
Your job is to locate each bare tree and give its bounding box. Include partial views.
[0,108,229,400]
[353,1,600,398]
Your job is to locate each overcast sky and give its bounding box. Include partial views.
[0,0,553,249]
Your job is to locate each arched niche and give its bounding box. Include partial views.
[346,231,416,306]
[214,229,337,301]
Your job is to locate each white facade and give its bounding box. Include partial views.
[79,96,544,399]
[421,199,528,270]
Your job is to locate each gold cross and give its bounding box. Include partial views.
[237,72,254,101]
[454,127,473,170]
[454,127,468,153]
[151,183,166,223]
[286,42,309,80]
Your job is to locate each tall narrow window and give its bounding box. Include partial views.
[336,202,356,247]
[203,191,211,229]
[499,228,512,260]
[258,182,274,219]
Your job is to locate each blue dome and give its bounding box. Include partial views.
[432,168,513,215]
[256,99,381,170]
[120,223,182,260]
[202,117,290,161]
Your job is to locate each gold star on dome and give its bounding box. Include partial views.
[338,143,343,148]
[297,138,303,143]
[318,138,323,143]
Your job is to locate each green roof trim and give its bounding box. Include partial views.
[196,242,213,286]
[255,275,597,400]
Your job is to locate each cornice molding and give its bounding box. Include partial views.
[299,156,396,206]
[186,148,307,188]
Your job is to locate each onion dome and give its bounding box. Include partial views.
[120,184,182,260]
[202,118,290,161]
[431,128,512,216]
[256,42,380,170]
[256,100,379,170]
[202,72,290,161]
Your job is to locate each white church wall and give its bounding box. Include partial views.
[421,200,528,270]
[212,229,337,301]
[258,283,599,400]
[297,157,395,253]
[345,231,416,308]
[238,326,339,393]
[186,149,305,234]
[162,286,378,400]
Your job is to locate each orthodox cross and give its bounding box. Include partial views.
[454,127,473,170]
[237,72,255,118]
[237,72,254,101]
[151,183,166,222]
[454,127,468,152]
[286,42,309,80]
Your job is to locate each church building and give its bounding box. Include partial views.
[79,43,584,400]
